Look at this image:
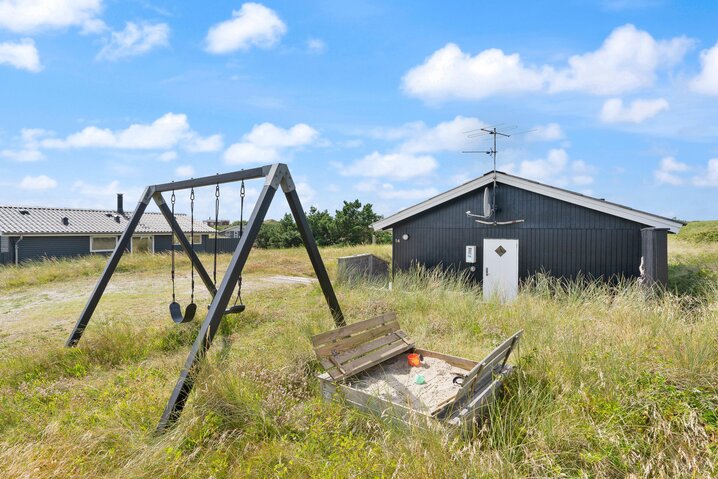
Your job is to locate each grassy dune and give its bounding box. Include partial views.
[0,233,717,478]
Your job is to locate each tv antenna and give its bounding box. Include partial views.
[462,126,528,226]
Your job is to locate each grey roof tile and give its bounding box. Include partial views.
[0,205,215,235]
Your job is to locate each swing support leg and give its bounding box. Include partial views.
[157,166,280,431]
[283,180,345,327]
[65,188,153,347]
[153,192,217,296]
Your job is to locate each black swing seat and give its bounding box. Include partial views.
[170,301,197,324]
[225,304,246,315]
[206,303,246,315]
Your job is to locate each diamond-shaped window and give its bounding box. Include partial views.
[495,245,507,257]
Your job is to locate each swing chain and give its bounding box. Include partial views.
[189,187,195,303]
[213,183,220,285]
[239,179,245,237]
[170,190,176,302]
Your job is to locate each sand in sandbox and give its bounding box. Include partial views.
[347,354,468,412]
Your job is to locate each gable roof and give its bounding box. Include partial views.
[372,171,685,233]
[0,205,216,236]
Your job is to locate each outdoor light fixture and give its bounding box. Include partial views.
[402,233,410,240]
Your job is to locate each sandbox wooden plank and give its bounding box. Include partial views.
[312,312,396,347]
[314,321,400,357]
[339,341,412,379]
[414,349,477,370]
[334,330,413,364]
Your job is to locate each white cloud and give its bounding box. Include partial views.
[205,2,286,54]
[296,181,316,204]
[157,151,177,162]
[0,148,44,162]
[72,179,120,197]
[245,122,318,148]
[224,142,279,164]
[654,156,689,185]
[526,123,565,142]
[184,134,223,153]
[600,97,669,123]
[340,152,438,180]
[402,43,547,101]
[19,174,57,190]
[400,116,486,154]
[97,22,169,61]
[0,0,103,34]
[505,148,596,188]
[307,38,326,54]
[41,113,222,152]
[175,165,194,178]
[224,122,319,165]
[0,39,41,72]
[692,158,718,187]
[377,183,439,200]
[402,24,693,101]
[690,41,718,95]
[549,24,692,94]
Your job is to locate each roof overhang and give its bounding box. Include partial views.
[372,172,685,233]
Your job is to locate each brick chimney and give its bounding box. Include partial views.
[117,193,124,214]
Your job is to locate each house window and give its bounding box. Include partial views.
[131,236,154,253]
[173,234,203,245]
[0,235,9,253]
[90,236,118,253]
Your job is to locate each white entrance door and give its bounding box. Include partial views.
[483,239,519,302]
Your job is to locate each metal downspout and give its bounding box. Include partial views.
[15,235,24,265]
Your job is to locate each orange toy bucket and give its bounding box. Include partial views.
[407,353,421,367]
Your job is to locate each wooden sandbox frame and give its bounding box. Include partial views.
[312,313,522,430]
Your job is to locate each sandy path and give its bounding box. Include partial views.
[0,272,315,342]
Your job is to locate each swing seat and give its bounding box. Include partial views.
[170,301,196,324]
[224,304,246,315]
[205,303,246,315]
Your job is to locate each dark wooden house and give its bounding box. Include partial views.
[372,171,684,286]
[0,194,231,265]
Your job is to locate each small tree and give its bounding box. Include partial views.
[334,200,382,245]
[307,206,336,246]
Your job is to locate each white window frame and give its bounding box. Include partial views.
[131,235,155,253]
[90,235,119,253]
[173,233,203,245]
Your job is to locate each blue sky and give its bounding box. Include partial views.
[0,0,717,222]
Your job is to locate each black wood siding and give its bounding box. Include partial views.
[17,236,91,263]
[392,182,649,281]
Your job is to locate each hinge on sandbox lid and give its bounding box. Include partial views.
[394,331,413,347]
[329,350,347,376]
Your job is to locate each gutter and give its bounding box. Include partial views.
[15,235,24,265]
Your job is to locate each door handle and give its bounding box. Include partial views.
[485,267,488,276]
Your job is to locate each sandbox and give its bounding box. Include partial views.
[313,313,522,430]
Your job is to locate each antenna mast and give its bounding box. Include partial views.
[462,126,525,226]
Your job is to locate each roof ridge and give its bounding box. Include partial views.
[0,205,186,216]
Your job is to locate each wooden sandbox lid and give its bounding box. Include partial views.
[311,313,414,381]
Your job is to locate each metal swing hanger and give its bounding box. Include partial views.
[168,187,197,324]
[209,181,245,315]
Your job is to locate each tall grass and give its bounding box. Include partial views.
[0,242,717,477]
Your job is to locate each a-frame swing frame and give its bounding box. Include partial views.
[65,163,345,432]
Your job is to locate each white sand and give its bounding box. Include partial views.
[348,354,467,412]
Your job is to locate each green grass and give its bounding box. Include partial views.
[1,241,717,478]
[677,220,718,244]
